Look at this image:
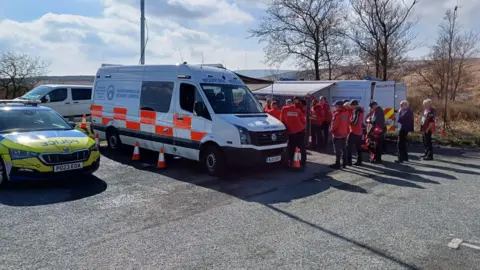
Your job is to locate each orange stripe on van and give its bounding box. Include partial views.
[126,121,140,130]
[191,131,206,141]
[113,107,127,120]
[140,110,156,124]
[155,125,173,137]
[91,104,103,117]
[102,117,112,125]
[91,110,102,117]
[91,105,103,111]
[173,114,192,129]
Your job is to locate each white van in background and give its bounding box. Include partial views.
[16,84,93,120]
[90,63,288,176]
[254,80,407,131]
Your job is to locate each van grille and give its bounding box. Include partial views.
[249,130,288,146]
[39,150,90,165]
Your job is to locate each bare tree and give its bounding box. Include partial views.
[416,7,479,130]
[248,0,347,80]
[348,0,419,81]
[0,52,50,99]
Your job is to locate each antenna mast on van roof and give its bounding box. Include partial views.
[140,0,146,65]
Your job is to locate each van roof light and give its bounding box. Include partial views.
[178,75,191,79]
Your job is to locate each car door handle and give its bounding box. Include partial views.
[73,101,79,104]
[65,102,70,104]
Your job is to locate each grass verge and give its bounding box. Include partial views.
[386,120,480,148]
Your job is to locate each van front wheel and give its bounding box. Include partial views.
[202,146,226,177]
[106,129,122,151]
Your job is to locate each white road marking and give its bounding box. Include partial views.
[461,243,480,250]
[448,238,463,249]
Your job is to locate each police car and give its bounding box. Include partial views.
[0,100,100,185]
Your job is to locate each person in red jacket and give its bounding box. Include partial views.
[346,100,364,166]
[280,99,307,168]
[293,96,306,114]
[330,100,350,169]
[420,98,436,160]
[310,98,325,150]
[319,96,332,149]
[267,100,281,120]
[263,98,272,112]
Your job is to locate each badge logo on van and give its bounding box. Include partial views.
[107,85,115,100]
[271,133,277,141]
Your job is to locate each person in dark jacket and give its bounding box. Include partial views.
[395,100,414,163]
[368,101,385,163]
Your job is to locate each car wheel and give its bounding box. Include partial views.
[202,145,226,177]
[106,129,122,150]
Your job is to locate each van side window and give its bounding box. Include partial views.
[140,81,174,112]
[179,83,202,113]
[72,88,92,100]
[48,88,68,102]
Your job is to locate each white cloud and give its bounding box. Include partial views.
[0,0,477,76]
[0,0,268,75]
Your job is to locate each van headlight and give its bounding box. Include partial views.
[9,149,39,160]
[234,125,251,145]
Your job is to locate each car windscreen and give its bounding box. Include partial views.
[0,109,72,133]
[20,85,52,100]
[200,84,263,114]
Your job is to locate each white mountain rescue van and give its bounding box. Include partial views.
[90,63,288,176]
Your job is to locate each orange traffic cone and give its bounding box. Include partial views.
[132,141,140,160]
[157,147,166,169]
[80,114,87,129]
[95,133,99,146]
[291,147,301,168]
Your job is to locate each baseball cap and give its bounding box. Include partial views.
[350,99,359,106]
[334,100,344,106]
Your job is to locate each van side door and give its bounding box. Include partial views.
[139,81,175,154]
[173,82,212,161]
[71,87,93,119]
[42,87,71,118]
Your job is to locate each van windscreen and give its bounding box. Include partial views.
[20,85,53,100]
[201,84,263,114]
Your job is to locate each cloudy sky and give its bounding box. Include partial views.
[0,0,478,75]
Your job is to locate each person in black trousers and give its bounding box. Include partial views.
[395,100,414,163]
[368,101,385,163]
[420,99,436,160]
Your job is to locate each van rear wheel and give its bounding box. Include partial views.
[202,145,226,177]
[106,129,122,151]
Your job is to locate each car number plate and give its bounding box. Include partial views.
[54,162,83,172]
[266,155,282,163]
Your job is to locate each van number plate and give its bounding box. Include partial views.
[266,156,282,163]
[54,162,83,172]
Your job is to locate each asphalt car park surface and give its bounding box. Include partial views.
[1,143,480,270]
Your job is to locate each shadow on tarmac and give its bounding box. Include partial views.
[100,144,437,270]
[0,176,107,207]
